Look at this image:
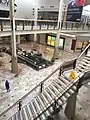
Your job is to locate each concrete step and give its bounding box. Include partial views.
[40,93,53,114]
[82,59,90,64]
[24,105,31,120]
[21,108,27,120]
[49,84,60,95]
[41,92,50,106]
[32,98,41,115]
[28,102,37,119]
[44,89,53,102]
[78,64,88,69]
[76,66,85,72]
[27,104,34,120]
[84,56,90,61]
[80,61,90,67]
[60,96,67,103]
[46,86,56,99]
[52,81,64,93]
[56,79,66,89]
[59,75,70,85]
[31,100,39,118]
[36,95,46,110]
[86,55,90,58]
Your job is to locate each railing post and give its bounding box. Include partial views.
[40,83,43,93]
[18,101,22,111]
[1,21,3,31]
[61,20,63,29]
[23,21,24,30]
[59,67,63,76]
[73,59,77,69]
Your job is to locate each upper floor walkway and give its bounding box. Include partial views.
[0,18,90,37]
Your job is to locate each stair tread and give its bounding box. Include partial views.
[79,63,89,68]
[31,100,38,117]
[59,75,70,85]
[46,87,56,99]
[21,108,27,120]
[24,106,31,120]
[28,102,37,119]
[82,59,90,63]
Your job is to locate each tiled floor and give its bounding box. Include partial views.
[0,43,90,120]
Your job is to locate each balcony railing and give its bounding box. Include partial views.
[0,18,90,32]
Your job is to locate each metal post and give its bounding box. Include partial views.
[18,101,22,111]
[40,83,43,93]
[52,0,63,60]
[10,0,18,73]
[73,59,77,69]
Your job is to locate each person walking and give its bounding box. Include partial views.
[5,80,10,92]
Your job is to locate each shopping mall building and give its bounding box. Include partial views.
[0,0,90,120]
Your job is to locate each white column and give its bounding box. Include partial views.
[52,0,63,60]
[10,0,18,73]
[33,0,38,49]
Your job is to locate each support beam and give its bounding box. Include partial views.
[52,0,63,60]
[10,0,18,73]
[64,92,77,120]
[33,0,38,50]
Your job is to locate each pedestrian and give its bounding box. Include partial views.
[5,80,10,92]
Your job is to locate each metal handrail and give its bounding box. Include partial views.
[0,57,86,118]
[8,70,84,120]
[0,61,65,117]
[0,17,86,24]
[77,43,90,59]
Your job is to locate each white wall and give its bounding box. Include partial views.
[0,3,9,10]
[64,37,73,52]
[0,0,67,19]
[37,0,59,9]
[15,0,34,19]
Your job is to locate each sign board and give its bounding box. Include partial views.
[67,0,85,22]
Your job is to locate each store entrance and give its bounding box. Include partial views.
[46,34,65,50]
[76,41,89,52]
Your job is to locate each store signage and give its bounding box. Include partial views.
[66,0,85,22]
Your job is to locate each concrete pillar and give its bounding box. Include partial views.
[10,0,18,74]
[52,0,63,60]
[33,0,38,49]
[64,92,78,120]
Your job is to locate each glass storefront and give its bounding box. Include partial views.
[47,34,65,49]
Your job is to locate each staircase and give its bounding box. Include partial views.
[76,55,90,72]
[8,75,77,120]
[3,44,90,120]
